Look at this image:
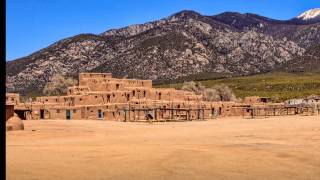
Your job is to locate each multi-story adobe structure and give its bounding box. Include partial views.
[10,73,245,121]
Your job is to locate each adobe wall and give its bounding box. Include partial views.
[67,86,91,95]
[6,105,14,121]
[6,93,20,105]
[49,107,83,120]
[79,73,152,91]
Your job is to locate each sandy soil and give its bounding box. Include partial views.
[6,115,320,180]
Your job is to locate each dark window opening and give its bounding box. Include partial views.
[116,84,119,90]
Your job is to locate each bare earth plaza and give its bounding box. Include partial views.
[5,73,320,180]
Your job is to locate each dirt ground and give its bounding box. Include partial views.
[6,115,320,180]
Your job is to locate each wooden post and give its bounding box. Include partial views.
[202,107,205,120]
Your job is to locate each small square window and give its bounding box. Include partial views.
[57,109,60,113]
[73,109,77,113]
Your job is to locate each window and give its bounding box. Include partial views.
[73,109,77,113]
[57,109,60,113]
[143,91,146,97]
[79,98,82,101]
[133,90,135,96]
[116,84,119,90]
[95,96,98,98]
[45,99,48,102]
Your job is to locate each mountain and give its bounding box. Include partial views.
[6,9,320,97]
[296,8,320,22]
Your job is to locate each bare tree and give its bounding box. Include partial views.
[212,84,236,101]
[43,74,78,96]
[181,81,236,102]
[202,88,220,101]
[181,81,205,95]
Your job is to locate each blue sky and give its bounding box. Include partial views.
[6,0,320,61]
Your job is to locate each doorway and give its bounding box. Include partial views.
[66,110,72,120]
[98,109,104,119]
[40,109,45,119]
[14,110,27,120]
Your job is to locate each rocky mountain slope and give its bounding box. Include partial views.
[6,9,320,96]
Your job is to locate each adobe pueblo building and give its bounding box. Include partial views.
[9,73,320,121]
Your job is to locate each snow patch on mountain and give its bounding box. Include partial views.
[297,8,320,20]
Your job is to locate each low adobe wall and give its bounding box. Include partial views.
[6,105,14,121]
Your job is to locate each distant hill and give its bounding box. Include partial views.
[6,9,320,97]
[155,72,320,101]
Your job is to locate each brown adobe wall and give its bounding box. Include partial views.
[6,105,15,121]
[79,73,112,82]
[121,79,152,88]
[124,87,151,100]
[49,107,82,120]
[6,93,20,105]
[67,86,91,95]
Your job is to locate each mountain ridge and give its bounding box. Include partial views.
[6,9,320,97]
